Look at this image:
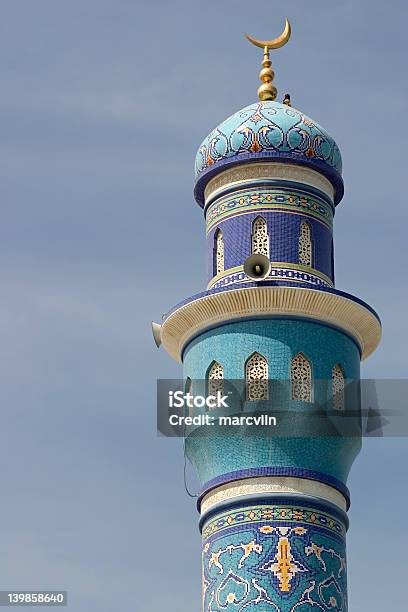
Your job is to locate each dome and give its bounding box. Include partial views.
[194,101,343,206]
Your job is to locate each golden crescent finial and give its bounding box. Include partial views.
[245,18,291,50]
[245,19,292,102]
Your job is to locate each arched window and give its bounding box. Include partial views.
[207,361,224,408]
[214,229,224,275]
[298,221,312,266]
[252,216,269,257]
[246,352,268,401]
[291,352,313,402]
[332,364,345,410]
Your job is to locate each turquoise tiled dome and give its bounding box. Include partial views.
[194,101,343,205]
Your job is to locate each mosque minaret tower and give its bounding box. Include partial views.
[153,20,381,611]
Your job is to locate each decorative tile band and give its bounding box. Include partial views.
[202,501,347,540]
[207,263,334,291]
[206,187,333,233]
[201,498,348,611]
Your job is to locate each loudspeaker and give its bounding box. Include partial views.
[243,254,271,281]
[151,321,162,348]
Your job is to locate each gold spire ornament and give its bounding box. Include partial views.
[245,18,292,102]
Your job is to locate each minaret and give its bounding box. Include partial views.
[154,20,381,611]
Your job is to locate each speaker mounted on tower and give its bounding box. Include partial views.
[243,254,271,281]
[151,321,162,348]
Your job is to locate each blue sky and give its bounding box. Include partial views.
[0,0,406,609]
